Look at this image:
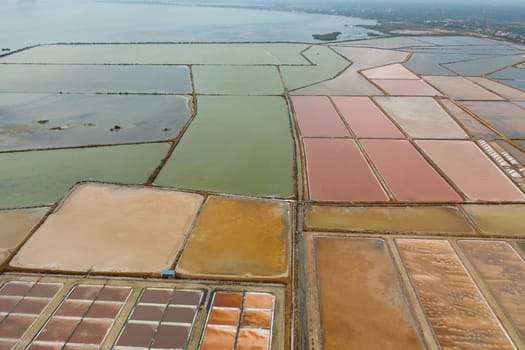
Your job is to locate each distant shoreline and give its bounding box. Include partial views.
[164,1,525,44]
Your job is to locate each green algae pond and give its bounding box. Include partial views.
[2,44,310,65]
[0,64,191,94]
[0,143,170,208]
[280,45,350,91]
[193,66,284,95]
[155,96,295,197]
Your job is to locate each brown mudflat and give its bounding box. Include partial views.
[397,239,514,350]
[459,240,525,337]
[313,237,422,350]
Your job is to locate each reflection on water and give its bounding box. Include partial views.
[0,93,192,150]
[0,0,379,49]
[16,0,37,12]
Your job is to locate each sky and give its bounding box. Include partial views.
[231,0,525,4]
[110,0,525,5]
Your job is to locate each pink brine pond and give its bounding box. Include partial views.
[291,96,349,137]
[361,139,462,202]
[303,138,388,202]
[331,96,404,138]
[417,140,525,202]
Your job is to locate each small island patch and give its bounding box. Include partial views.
[312,32,342,41]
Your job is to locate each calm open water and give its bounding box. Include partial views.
[0,0,380,50]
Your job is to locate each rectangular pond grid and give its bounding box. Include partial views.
[30,284,132,348]
[0,276,285,350]
[200,291,275,350]
[0,281,63,349]
[114,287,203,349]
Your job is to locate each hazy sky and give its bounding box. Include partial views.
[248,0,525,4]
[115,0,525,5]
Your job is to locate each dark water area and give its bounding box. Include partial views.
[0,0,380,50]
